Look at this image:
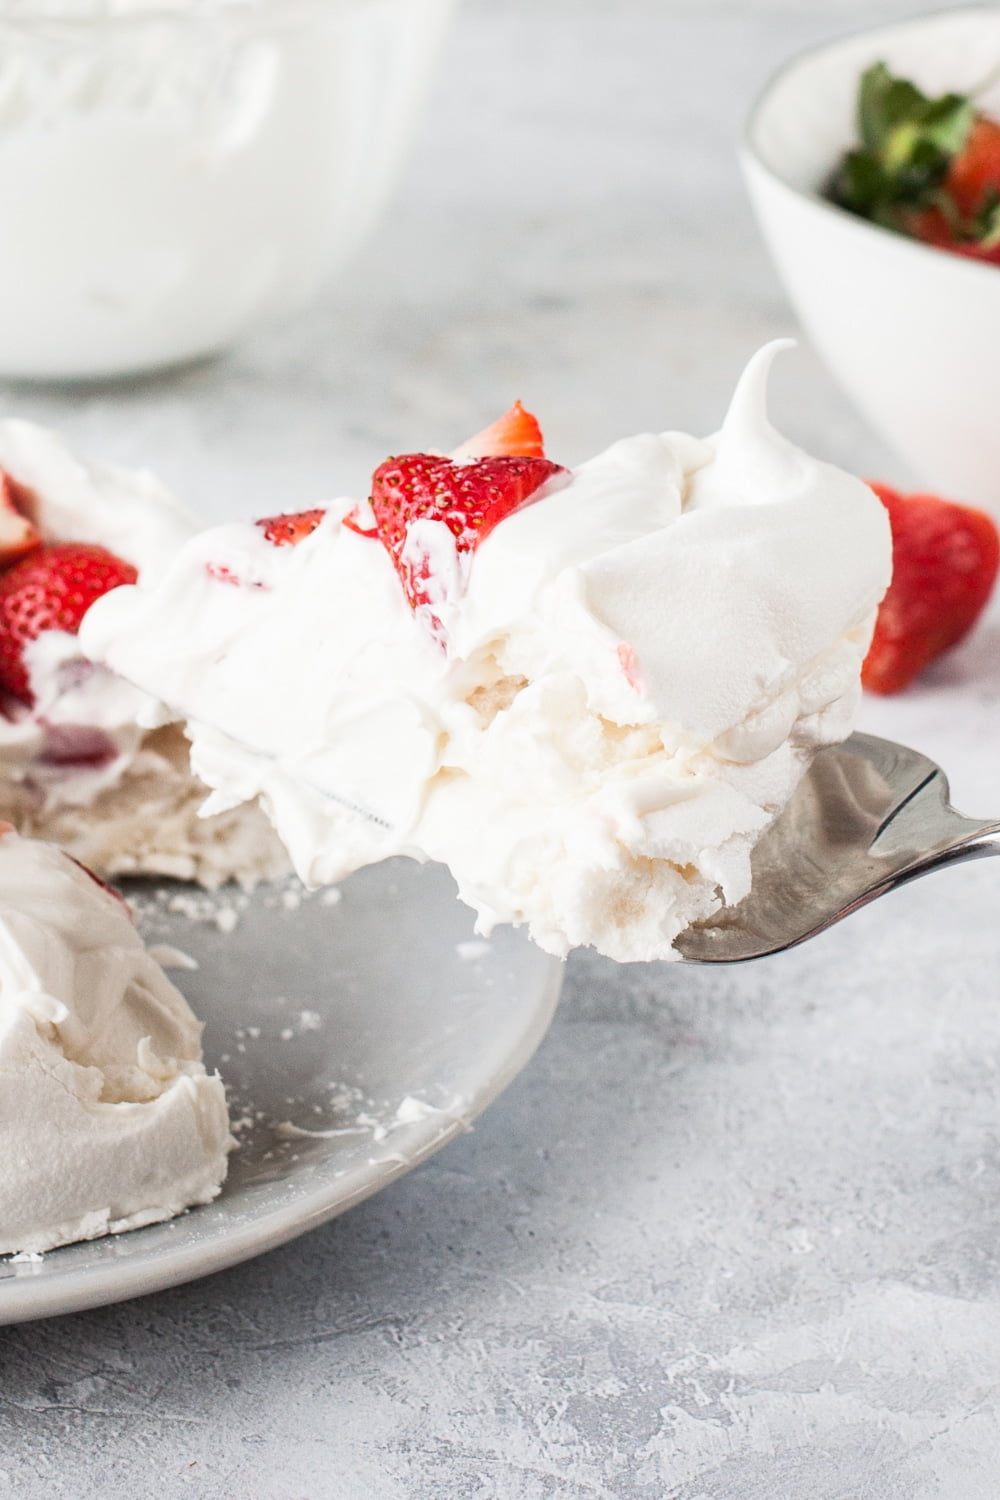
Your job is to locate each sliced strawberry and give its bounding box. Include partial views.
[369,452,564,622]
[255,508,327,547]
[907,202,1000,266]
[341,503,377,538]
[904,116,1000,263]
[0,471,41,566]
[0,542,137,705]
[451,401,546,460]
[946,115,1000,220]
[862,482,999,694]
[38,722,118,769]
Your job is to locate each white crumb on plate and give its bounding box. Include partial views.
[166,893,201,919]
[161,889,243,935]
[320,887,343,906]
[280,1102,446,1147]
[394,1095,445,1125]
[274,1120,369,1141]
[358,1095,467,1143]
[456,939,493,961]
[298,1009,322,1032]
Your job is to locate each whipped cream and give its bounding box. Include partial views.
[0,420,289,888]
[82,344,893,960]
[0,828,230,1254]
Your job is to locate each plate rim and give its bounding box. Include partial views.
[0,945,563,1327]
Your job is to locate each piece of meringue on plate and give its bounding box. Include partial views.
[0,420,288,888]
[81,344,892,962]
[0,825,231,1256]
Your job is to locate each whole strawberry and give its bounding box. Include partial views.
[862,482,999,694]
[0,542,137,705]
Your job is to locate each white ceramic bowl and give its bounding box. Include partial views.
[0,0,456,380]
[742,7,1000,515]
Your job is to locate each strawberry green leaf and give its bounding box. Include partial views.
[829,62,975,228]
[974,186,1000,249]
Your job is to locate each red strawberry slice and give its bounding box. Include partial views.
[369,452,565,624]
[450,400,546,460]
[0,542,138,705]
[0,470,41,566]
[946,115,1000,222]
[907,115,1000,265]
[862,482,999,694]
[908,203,1000,265]
[255,508,327,546]
[341,504,377,538]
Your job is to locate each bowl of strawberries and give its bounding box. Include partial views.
[743,8,1000,516]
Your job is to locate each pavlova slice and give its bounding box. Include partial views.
[0,825,231,1255]
[81,345,892,960]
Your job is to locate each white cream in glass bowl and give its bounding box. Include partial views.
[0,0,456,379]
[742,8,1000,517]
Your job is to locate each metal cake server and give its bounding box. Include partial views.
[674,732,1000,963]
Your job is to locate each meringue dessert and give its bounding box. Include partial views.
[82,344,892,961]
[0,825,230,1255]
[0,420,288,888]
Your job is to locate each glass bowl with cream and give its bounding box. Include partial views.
[0,0,456,379]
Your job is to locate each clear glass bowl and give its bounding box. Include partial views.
[0,0,456,378]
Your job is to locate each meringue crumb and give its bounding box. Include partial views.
[166,893,201,919]
[147,944,199,971]
[456,939,492,961]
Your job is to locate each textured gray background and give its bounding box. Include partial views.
[4,1,1000,1496]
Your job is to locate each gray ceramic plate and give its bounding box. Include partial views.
[0,859,563,1327]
